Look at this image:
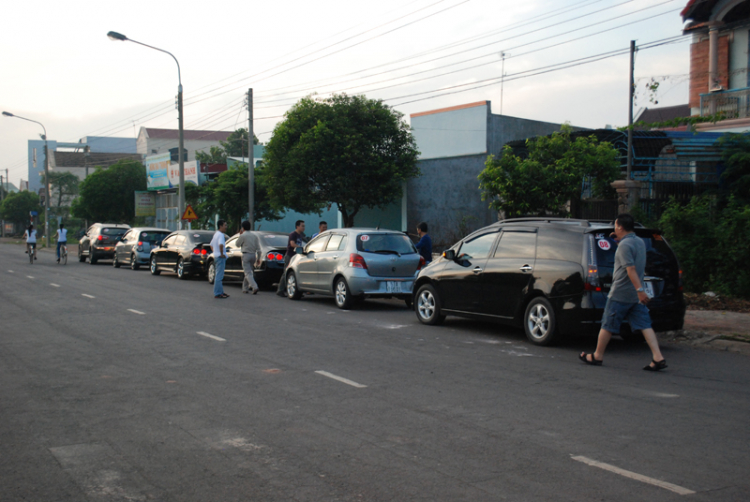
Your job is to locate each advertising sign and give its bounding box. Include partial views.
[145,152,171,190]
[168,160,199,188]
[134,191,156,217]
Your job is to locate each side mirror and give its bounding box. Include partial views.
[443,249,456,261]
[162,243,168,249]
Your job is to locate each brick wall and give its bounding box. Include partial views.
[689,35,730,109]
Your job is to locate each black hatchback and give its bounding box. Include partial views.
[413,218,685,346]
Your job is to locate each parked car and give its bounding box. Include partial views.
[149,230,215,279]
[113,227,172,270]
[413,218,685,346]
[283,228,426,309]
[206,231,289,289]
[78,223,131,264]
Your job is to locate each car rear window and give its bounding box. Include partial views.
[102,227,127,236]
[189,233,214,244]
[356,233,416,254]
[261,235,289,247]
[593,231,677,275]
[139,231,170,243]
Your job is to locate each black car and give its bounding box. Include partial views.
[78,223,131,264]
[149,230,215,279]
[413,218,685,346]
[206,231,289,289]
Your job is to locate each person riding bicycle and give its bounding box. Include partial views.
[24,224,37,260]
[56,223,68,263]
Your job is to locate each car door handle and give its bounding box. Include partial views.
[520,265,533,272]
[473,266,483,274]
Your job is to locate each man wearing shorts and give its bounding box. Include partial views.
[579,213,668,371]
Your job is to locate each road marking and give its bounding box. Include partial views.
[571,456,695,495]
[197,331,226,342]
[50,283,60,288]
[8,270,14,273]
[315,370,367,388]
[81,294,95,299]
[27,276,35,279]
[127,309,145,315]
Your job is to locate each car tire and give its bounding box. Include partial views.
[524,297,558,346]
[286,271,303,300]
[78,247,85,263]
[150,256,161,275]
[130,254,139,270]
[415,284,445,325]
[334,277,354,310]
[207,261,216,284]
[113,254,121,268]
[176,258,188,280]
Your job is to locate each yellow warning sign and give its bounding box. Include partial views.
[182,204,198,221]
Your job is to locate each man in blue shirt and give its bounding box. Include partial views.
[415,222,432,264]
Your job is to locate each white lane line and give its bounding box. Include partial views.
[315,371,367,388]
[197,331,226,342]
[50,283,60,288]
[8,270,14,273]
[81,294,95,299]
[27,276,35,279]
[571,456,695,495]
[127,309,145,315]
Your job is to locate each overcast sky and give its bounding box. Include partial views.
[0,0,690,186]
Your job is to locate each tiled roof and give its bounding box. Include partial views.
[51,151,143,168]
[635,105,692,125]
[145,128,232,142]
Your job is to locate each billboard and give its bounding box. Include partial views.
[146,153,170,190]
[168,160,199,187]
[134,191,156,217]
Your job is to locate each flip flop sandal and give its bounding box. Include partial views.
[579,353,603,366]
[643,359,667,371]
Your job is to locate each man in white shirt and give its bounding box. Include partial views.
[24,225,37,260]
[56,223,68,263]
[210,220,229,298]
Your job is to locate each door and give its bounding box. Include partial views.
[437,232,499,313]
[480,230,538,318]
[315,234,347,291]
[224,236,243,279]
[297,235,330,290]
[116,230,131,262]
[156,234,177,267]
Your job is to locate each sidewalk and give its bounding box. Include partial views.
[659,310,750,356]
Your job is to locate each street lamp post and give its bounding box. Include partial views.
[107,31,186,229]
[2,111,50,248]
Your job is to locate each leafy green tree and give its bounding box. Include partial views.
[0,191,41,228]
[262,94,420,227]
[195,128,260,164]
[42,171,79,212]
[71,159,147,223]
[718,133,750,202]
[478,125,620,218]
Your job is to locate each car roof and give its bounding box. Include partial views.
[92,223,130,227]
[128,227,171,232]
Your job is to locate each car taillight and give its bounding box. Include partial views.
[678,269,683,292]
[417,256,426,271]
[349,253,367,269]
[97,235,104,241]
[267,252,275,261]
[275,253,283,261]
[202,249,207,255]
[584,267,602,292]
[137,241,143,246]
[193,248,207,255]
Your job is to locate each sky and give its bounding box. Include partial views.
[0,0,692,187]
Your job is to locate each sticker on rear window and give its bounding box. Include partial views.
[596,233,606,240]
[360,235,370,242]
[598,240,611,251]
[194,234,201,238]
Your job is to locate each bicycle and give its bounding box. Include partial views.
[28,243,36,264]
[58,243,68,265]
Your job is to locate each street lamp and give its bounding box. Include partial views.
[107,31,186,229]
[2,111,51,248]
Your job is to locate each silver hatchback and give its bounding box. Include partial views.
[284,228,425,309]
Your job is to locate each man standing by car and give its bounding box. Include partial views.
[236,220,260,295]
[580,214,668,371]
[211,220,229,299]
[415,222,432,264]
[312,221,327,239]
[276,220,306,296]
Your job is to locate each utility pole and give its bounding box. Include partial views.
[248,88,254,230]
[1,174,4,238]
[500,52,509,115]
[626,40,635,180]
[177,87,185,230]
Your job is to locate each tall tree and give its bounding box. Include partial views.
[195,128,260,164]
[42,171,79,211]
[478,125,620,218]
[262,94,420,227]
[71,159,147,223]
[0,191,41,228]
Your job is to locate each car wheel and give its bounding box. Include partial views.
[286,271,303,300]
[150,256,161,275]
[130,254,139,270]
[113,254,121,268]
[334,277,354,310]
[207,261,216,284]
[78,247,85,262]
[415,284,445,325]
[89,253,98,265]
[524,297,558,346]
[176,258,188,280]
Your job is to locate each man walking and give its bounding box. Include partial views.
[236,220,259,295]
[56,223,67,263]
[415,222,432,264]
[276,220,305,296]
[579,213,667,371]
[211,220,229,299]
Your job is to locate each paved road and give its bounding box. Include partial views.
[1,243,748,501]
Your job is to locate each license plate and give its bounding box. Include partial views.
[644,282,654,298]
[386,281,402,293]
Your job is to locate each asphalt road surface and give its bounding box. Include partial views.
[1,244,748,501]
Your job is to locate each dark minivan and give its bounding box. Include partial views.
[413,218,685,346]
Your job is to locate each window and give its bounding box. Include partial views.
[174,235,186,247]
[226,237,238,249]
[494,231,537,259]
[139,231,170,244]
[306,235,330,253]
[326,234,344,251]
[338,236,348,251]
[162,235,177,246]
[102,227,128,237]
[121,231,132,242]
[261,234,289,247]
[458,233,498,260]
[356,233,416,254]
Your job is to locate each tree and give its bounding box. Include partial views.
[71,159,147,223]
[0,191,41,228]
[42,171,79,213]
[718,133,750,202]
[262,94,420,227]
[195,128,260,164]
[478,125,620,218]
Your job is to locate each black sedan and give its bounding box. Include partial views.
[149,230,216,280]
[206,231,289,289]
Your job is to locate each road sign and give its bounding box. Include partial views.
[182,204,198,221]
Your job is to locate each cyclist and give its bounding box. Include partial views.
[56,223,68,263]
[24,224,37,260]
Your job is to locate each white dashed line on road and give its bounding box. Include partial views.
[82,294,95,299]
[315,371,367,388]
[8,270,14,273]
[571,456,695,495]
[27,276,35,279]
[50,283,60,288]
[197,331,226,342]
[127,309,145,315]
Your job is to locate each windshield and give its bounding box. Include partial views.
[356,233,416,255]
[102,227,128,236]
[189,233,214,244]
[138,231,170,243]
[261,234,289,247]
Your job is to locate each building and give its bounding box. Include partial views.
[683,0,750,132]
[136,127,232,162]
[407,100,585,247]
[634,105,692,130]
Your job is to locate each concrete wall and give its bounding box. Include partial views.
[138,136,225,162]
[79,136,137,154]
[487,114,577,156]
[730,28,750,90]
[411,102,488,159]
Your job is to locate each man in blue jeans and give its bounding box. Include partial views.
[210,220,229,298]
[579,213,667,371]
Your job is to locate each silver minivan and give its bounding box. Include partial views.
[284,228,425,309]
